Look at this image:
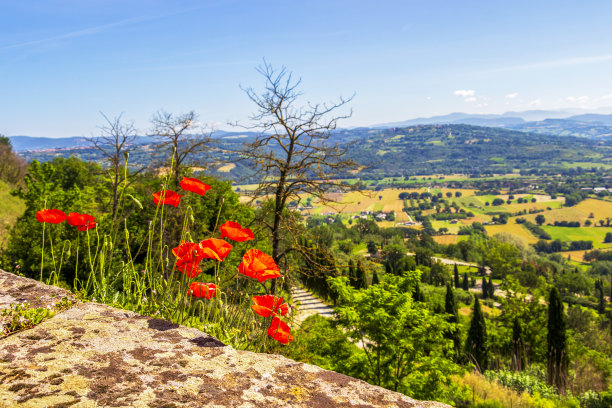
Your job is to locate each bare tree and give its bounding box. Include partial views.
[150,110,212,188]
[239,62,359,291]
[89,113,138,222]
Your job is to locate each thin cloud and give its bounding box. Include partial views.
[565,96,589,103]
[505,93,518,99]
[454,89,475,97]
[0,5,214,53]
[0,16,150,52]
[464,97,477,103]
[529,99,542,107]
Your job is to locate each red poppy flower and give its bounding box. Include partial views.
[189,282,217,299]
[175,258,202,278]
[199,238,233,262]
[67,212,96,231]
[252,295,289,317]
[172,241,205,260]
[267,317,293,344]
[220,221,254,242]
[238,249,281,283]
[180,177,211,196]
[152,190,182,207]
[172,241,205,278]
[36,209,67,224]
[277,303,290,316]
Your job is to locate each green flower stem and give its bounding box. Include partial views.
[47,228,58,285]
[39,221,46,282]
[74,233,80,290]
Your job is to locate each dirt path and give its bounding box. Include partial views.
[290,286,335,327]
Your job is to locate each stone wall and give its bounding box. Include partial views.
[0,270,449,407]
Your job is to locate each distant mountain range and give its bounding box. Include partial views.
[8,110,612,152]
[374,110,612,139]
[8,131,260,152]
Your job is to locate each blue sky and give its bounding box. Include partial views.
[2,0,612,137]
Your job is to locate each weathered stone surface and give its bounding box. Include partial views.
[0,270,450,407]
[0,270,76,309]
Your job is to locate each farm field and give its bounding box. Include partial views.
[310,187,479,223]
[432,235,464,245]
[235,183,611,264]
[520,199,612,225]
[541,226,612,249]
[484,223,539,244]
[563,250,593,263]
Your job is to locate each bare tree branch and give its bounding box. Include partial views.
[150,110,214,188]
[87,112,140,221]
[239,61,360,293]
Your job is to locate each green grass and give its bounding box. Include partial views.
[559,161,612,170]
[0,181,25,250]
[541,226,612,248]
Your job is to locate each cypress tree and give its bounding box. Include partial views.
[454,264,460,288]
[355,259,368,289]
[481,277,488,299]
[511,316,524,371]
[596,279,605,314]
[547,287,568,393]
[488,276,495,298]
[462,272,469,291]
[465,297,488,372]
[371,270,380,285]
[445,283,461,357]
[348,259,355,288]
[413,284,423,302]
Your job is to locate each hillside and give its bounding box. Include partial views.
[346,124,612,177]
[0,180,25,250]
[10,124,612,181]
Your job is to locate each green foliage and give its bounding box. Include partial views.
[0,135,27,185]
[283,314,360,375]
[484,239,522,279]
[3,158,104,282]
[0,179,25,251]
[328,273,462,400]
[484,369,557,399]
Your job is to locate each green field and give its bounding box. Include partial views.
[541,226,612,249]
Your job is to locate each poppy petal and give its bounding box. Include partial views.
[67,213,96,230]
[267,317,293,344]
[238,249,281,283]
[36,209,67,224]
[152,190,182,207]
[220,221,254,242]
[189,282,217,299]
[180,177,211,196]
[199,238,233,261]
